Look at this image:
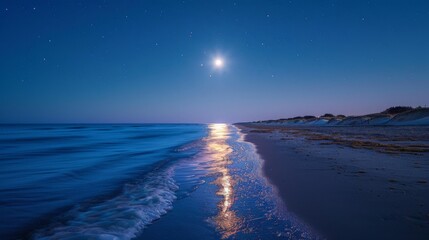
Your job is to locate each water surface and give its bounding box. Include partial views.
[0,124,316,239]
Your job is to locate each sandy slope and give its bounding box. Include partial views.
[251,107,429,126]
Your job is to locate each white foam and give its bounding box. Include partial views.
[33,168,178,240]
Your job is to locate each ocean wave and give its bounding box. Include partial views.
[0,135,86,144]
[32,168,178,240]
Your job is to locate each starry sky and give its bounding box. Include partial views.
[1,0,428,123]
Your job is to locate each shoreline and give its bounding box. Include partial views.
[236,124,429,240]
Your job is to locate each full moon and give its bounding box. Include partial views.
[214,58,224,68]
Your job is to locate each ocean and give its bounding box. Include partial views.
[0,124,316,239]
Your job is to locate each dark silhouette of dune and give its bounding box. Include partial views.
[249,106,429,126]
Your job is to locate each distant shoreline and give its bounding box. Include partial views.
[239,106,429,127]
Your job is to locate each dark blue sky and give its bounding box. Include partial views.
[1,0,428,123]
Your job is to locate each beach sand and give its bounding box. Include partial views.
[236,124,429,240]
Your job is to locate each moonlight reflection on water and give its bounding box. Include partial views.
[207,124,241,238]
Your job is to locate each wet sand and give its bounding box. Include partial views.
[236,124,429,240]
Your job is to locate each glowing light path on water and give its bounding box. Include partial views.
[207,123,241,238]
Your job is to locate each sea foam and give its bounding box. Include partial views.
[33,168,178,240]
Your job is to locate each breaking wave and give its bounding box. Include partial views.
[33,168,178,240]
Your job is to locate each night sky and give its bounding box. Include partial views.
[1,1,428,123]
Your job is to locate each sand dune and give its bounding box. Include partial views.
[252,107,429,126]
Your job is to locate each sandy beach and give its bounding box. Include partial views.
[236,124,429,240]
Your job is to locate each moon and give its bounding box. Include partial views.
[213,57,224,69]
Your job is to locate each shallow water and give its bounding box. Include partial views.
[0,124,317,239]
